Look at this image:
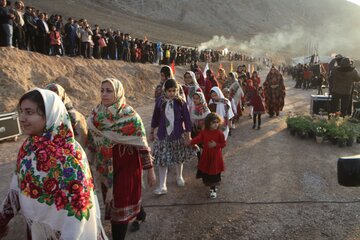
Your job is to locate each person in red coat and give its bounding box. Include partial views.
[190,112,226,199]
[250,87,266,129]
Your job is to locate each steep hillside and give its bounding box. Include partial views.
[0,48,160,114]
[25,0,360,58]
[0,48,239,114]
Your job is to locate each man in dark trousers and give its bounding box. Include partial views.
[36,12,49,54]
[329,57,360,116]
[0,0,15,47]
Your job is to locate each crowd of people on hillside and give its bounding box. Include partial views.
[0,62,286,239]
[0,0,267,65]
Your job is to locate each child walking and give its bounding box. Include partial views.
[150,79,194,195]
[190,113,226,199]
[208,87,234,140]
[251,86,265,129]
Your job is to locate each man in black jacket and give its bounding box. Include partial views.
[36,12,49,54]
[329,57,360,116]
[23,6,37,51]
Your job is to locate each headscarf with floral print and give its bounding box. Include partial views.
[87,78,149,190]
[13,88,106,239]
[45,83,88,144]
[191,92,211,121]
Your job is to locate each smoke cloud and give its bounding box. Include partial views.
[199,22,360,60]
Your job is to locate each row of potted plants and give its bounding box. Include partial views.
[286,114,360,147]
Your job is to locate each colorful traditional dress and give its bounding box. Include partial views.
[191,129,226,186]
[0,88,107,240]
[208,87,234,140]
[45,83,88,148]
[87,78,153,224]
[151,90,194,167]
[263,68,286,116]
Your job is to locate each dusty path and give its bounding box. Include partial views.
[1,72,360,239]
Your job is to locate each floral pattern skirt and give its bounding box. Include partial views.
[153,136,195,166]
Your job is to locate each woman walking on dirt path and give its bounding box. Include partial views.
[86,78,156,240]
[0,89,107,240]
[150,79,194,195]
[263,66,286,117]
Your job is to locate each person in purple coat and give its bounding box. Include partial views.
[150,79,194,195]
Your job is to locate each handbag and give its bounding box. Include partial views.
[98,37,107,48]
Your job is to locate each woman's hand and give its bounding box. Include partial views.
[208,140,216,148]
[147,168,156,187]
[105,187,114,204]
[149,132,155,142]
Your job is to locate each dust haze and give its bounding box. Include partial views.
[199,20,360,60]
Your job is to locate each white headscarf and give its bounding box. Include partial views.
[11,88,107,240]
[208,87,234,139]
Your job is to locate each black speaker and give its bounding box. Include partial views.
[338,155,360,186]
[311,95,331,115]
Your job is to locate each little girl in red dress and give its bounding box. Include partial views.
[190,113,226,199]
[250,87,265,129]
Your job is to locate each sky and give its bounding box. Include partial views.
[347,0,360,6]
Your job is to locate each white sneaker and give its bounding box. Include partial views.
[176,177,185,187]
[153,187,167,195]
[209,189,217,199]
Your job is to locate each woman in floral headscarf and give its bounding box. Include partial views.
[45,83,88,148]
[87,78,156,240]
[263,66,286,117]
[0,89,107,239]
[190,91,211,136]
[182,71,202,116]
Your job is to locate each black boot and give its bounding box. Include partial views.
[112,223,128,240]
[130,207,146,232]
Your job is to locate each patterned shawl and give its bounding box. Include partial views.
[12,88,106,239]
[263,68,286,111]
[191,92,211,121]
[87,78,149,190]
[183,71,202,118]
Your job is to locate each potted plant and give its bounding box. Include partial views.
[296,118,312,139]
[326,123,339,145]
[336,126,348,148]
[315,126,327,144]
[286,116,298,136]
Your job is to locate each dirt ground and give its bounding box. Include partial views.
[1,71,360,240]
